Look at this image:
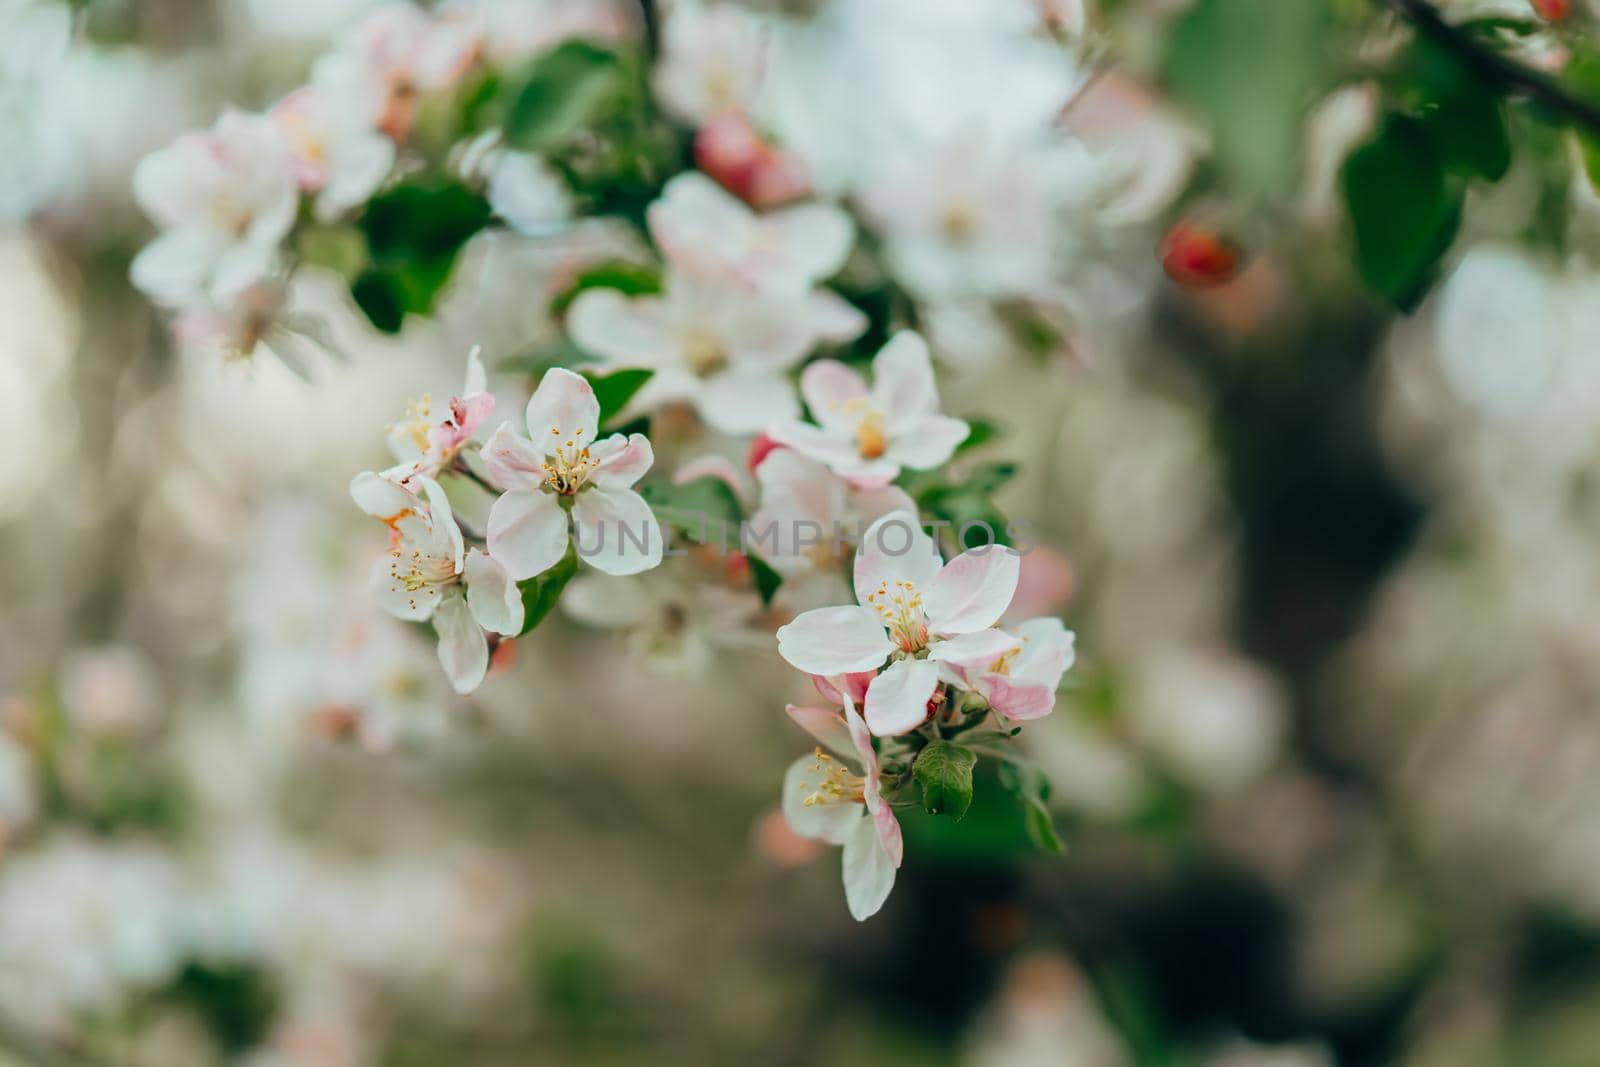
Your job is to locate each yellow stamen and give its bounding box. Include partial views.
[866,579,930,652]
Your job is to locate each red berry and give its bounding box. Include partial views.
[1160,220,1242,288]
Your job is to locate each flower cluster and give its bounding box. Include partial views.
[778,512,1075,918]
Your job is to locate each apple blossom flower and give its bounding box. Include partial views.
[346,2,484,140]
[776,510,1020,736]
[130,110,298,310]
[748,447,914,575]
[350,472,522,693]
[566,271,819,434]
[646,171,855,293]
[652,0,768,126]
[272,54,396,221]
[384,347,495,484]
[782,685,903,920]
[767,331,969,488]
[482,367,663,579]
[935,616,1076,722]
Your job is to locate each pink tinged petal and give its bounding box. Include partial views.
[813,671,874,709]
[566,288,678,366]
[925,548,1021,635]
[481,422,549,491]
[798,360,869,434]
[487,489,570,581]
[350,470,417,521]
[417,477,464,571]
[874,802,904,869]
[368,553,442,621]
[885,415,970,472]
[979,675,1058,721]
[570,486,663,576]
[850,484,918,525]
[776,606,894,675]
[781,756,859,845]
[434,592,489,694]
[863,657,940,737]
[463,548,524,636]
[853,510,941,608]
[589,433,654,490]
[447,392,495,440]
[695,373,800,435]
[810,290,869,344]
[525,366,599,442]
[928,628,1023,672]
[870,331,939,428]
[674,454,751,506]
[785,704,853,757]
[765,419,867,474]
[841,811,896,920]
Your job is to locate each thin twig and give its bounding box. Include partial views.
[1385,0,1600,137]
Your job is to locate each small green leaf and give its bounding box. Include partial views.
[639,476,744,546]
[580,367,654,429]
[914,740,978,821]
[748,553,783,607]
[552,261,663,317]
[955,418,1002,455]
[1408,39,1511,182]
[352,178,492,331]
[504,40,633,153]
[998,762,1064,854]
[517,545,579,635]
[1342,112,1464,309]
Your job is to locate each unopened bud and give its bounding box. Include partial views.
[1160,220,1242,288]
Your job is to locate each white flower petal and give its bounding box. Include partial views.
[841,810,896,921]
[885,415,970,470]
[853,510,941,608]
[487,489,570,581]
[798,360,870,434]
[810,289,869,344]
[871,331,939,428]
[562,572,655,627]
[925,548,1020,635]
[130,229,224,307]
[567,288,677,366]
[525,366,599,442]
[434,592,489,694]
[570,486,663,576]
[776,606,894,675]
[928,628,1021,671]
[766,202,855,283]
[863,657,939,736]
[464,548,524,636]
[1011,616,1077,688]
[695,373,800,435]
[350,470,416,520]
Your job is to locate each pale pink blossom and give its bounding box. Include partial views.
[347,2,484,140]
[934,616,1076,722]
[384,347,495,484]
[782,682,903,920]
[776,510,1020,736]
[767,331,968,488]
[130,110,297,309]
[482,368,662,579]
[652,1,768,126]
[350,472,522,693]
[748,447,914,574]
[273,54,396,220]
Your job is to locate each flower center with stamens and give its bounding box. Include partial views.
[542,426,596,495]
[835,396,889,460]
[386,543,458,612]
[988,640,1025,676]
[866,579,930,652]
[390,394,434,455]
[801,748,866,807]
[681,329,729,377]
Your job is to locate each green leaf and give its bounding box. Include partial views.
[998,762,1064,854]
[913,740,978,821]
[504,40,633,153]
[1163,0,1330,196]
[1408,39,1511,182]
[1565,50,1600,191]
[352,178,491,331]
[1342,112,1464,310]
[639,476,743,546]
[580,367,654,429]
[517,544,579,636]
[748,553,783,607]
[955,418,1002,455]
[552,260,663,317]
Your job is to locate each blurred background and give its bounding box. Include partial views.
[5,0,1600,1064]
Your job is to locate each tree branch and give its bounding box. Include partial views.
[1385,0,1600,137]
